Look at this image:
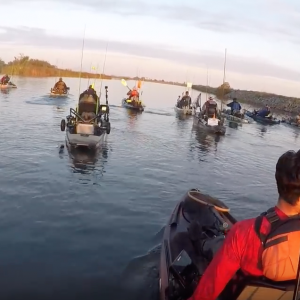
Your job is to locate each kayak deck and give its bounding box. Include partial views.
[159,189,296,300]
[121,99,144,111]
[193,116,226,135]
[221,111,249,124]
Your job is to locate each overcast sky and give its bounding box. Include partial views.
[1,0,300,96]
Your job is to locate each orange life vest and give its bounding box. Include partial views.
[131,90,138,97]
[255,207,300,281]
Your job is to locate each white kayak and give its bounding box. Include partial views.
[65,124,107,149]
[174,105,193,115]
[61,91,111,150]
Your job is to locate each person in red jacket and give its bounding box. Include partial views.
[127,87,139,99]
[0,74,10,85]
[188,149,300,300]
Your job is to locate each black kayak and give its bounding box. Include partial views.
[159,189,296,300]
[245,110,280,125]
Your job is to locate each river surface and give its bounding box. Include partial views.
[0,77,299,300]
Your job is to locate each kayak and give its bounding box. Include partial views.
[193,115,226,135]
[61,89,111,150]
[159,189,295,300]
[50,88,69,98]
[221,109,249,124]
[245,110,280,125]
[121,98,144,111]
[174,105,193,115]
[0,82,17,89]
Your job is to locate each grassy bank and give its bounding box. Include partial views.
[0,55,184,87]
[1,55,112,79]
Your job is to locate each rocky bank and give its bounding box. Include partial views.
[193,84,300,116]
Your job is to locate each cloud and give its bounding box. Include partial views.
[2,0,300,43]
[1,25,300,82]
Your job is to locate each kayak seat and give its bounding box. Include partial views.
[78,95,97,121]
[235,279,294,300]
[219,273,294,300]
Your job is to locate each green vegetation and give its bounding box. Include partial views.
[0,59,4,73]
[1,54,112,79]
[0,54,184,86]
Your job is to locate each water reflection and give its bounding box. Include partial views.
[68,144,109,175]
[227,121,239,129]
[125,109,142,128]
[293,128,300,140]
[190,128,222,161]
[175,113,192,121]
[256,125,268,138]
[0,89,10,95]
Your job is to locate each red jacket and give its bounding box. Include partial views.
[188,207,287,300]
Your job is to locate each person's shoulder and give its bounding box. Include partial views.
[232,217,256,232]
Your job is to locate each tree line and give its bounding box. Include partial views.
[193,82,232,100]
[0,54,112,79]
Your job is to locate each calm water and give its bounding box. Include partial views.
[0,77,299,300]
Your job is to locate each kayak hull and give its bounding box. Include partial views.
[221,109,248,123]
[193,116,226,135]
[174,106,193,115]
[245,110,280,125]
[159,189,296,300]
[66,128,106,150]
[0,82,17,89]
[121,98,144,111]
[50,89,69,98]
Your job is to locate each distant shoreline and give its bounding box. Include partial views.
[2,55,300,114]
[193,85,300,115]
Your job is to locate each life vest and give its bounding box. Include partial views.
[131,90,138,97]
[254,207,300,281]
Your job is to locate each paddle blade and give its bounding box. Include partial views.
[121,79,127,87]
[186,82,192,88]
[137,80,142,89]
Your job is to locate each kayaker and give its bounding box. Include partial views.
[53,77,67,93]
[127,87,139,100]
[80,85,98,101]
[0,74,10,85]
[180,91,192,108]
[257,105,272,118]
[188,149,300,300]
[226,98,241,115]
[200,97,220,119]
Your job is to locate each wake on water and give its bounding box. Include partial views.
[119,226,165,300]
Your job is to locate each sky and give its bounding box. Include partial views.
[1,0,300,96]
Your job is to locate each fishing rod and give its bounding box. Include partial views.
[78,24,86,99]
[54,58,58,86]
[220,48,227,111]
[98,39,109,102]
[87,62,93,86]
[93,63,99,87]
[205,67,208,102]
